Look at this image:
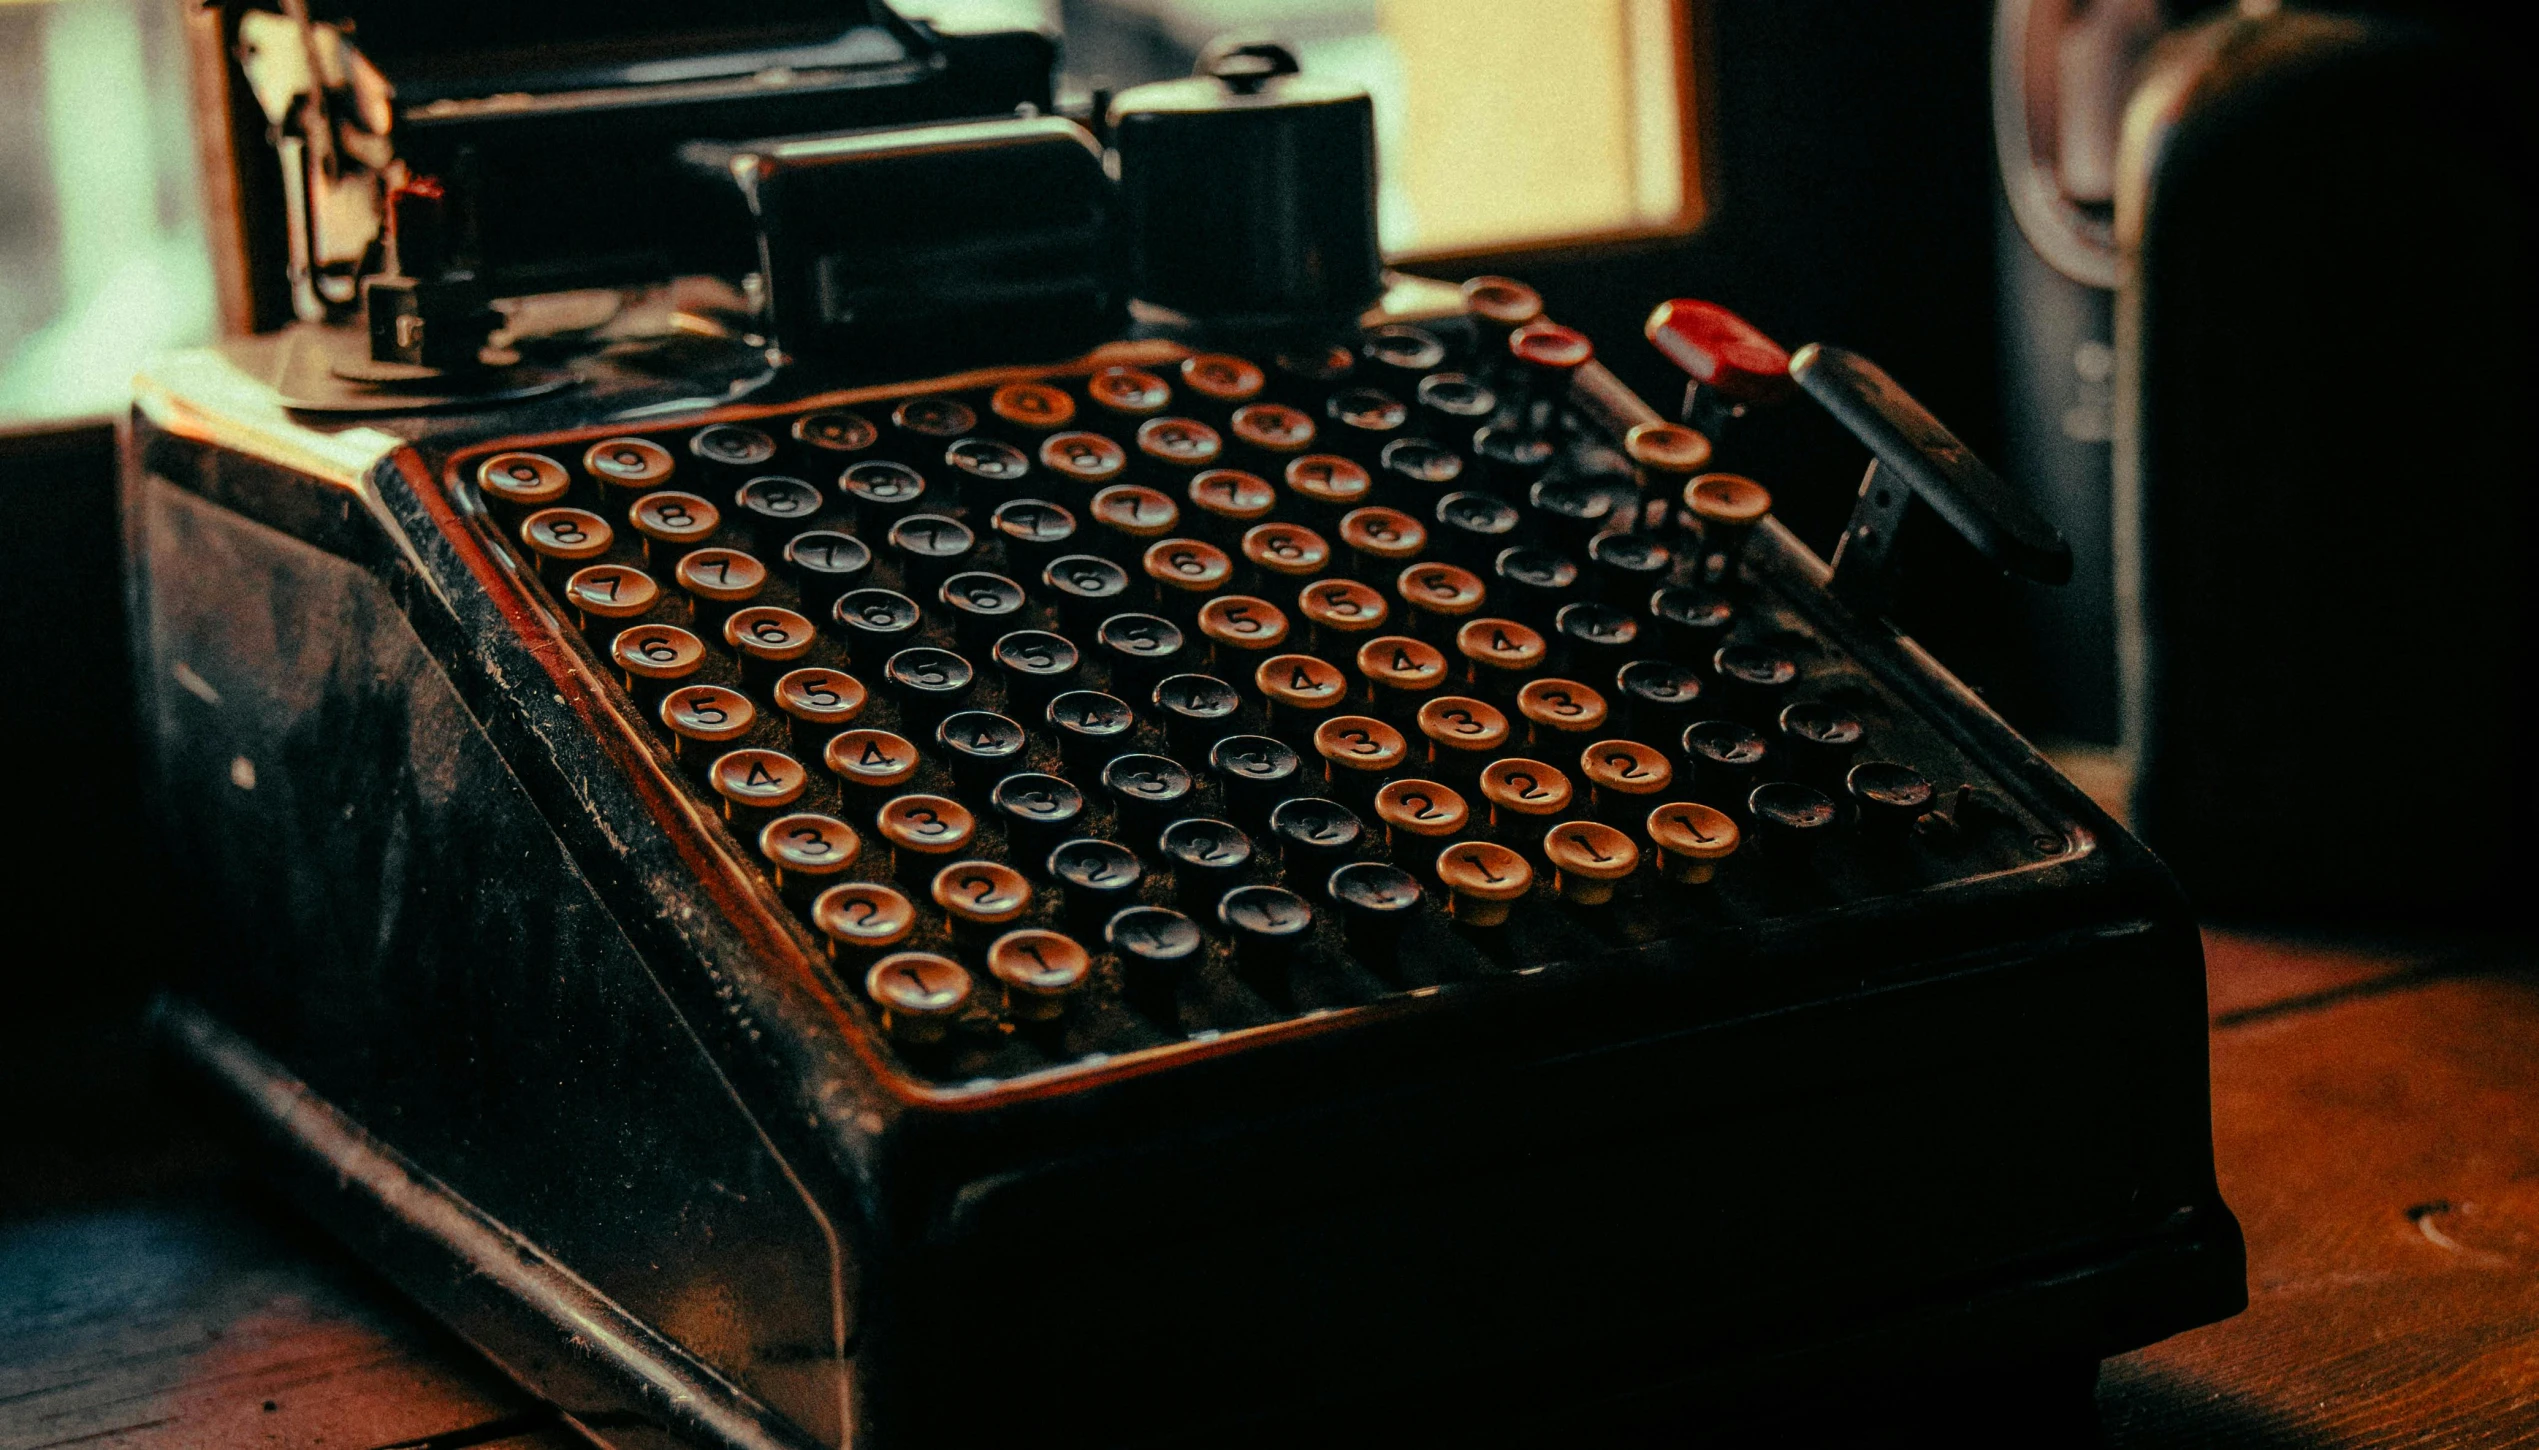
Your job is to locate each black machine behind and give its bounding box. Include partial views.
[134,6,2243,1448]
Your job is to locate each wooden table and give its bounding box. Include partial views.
[7,928,2537,1449]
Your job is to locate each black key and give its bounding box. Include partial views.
[1218,883,1314,995]
[1326,387,1409,446]
[1095,612,1187,698]
[1683,719,1768,802]
[1105,903,1202,1020]
[1526,477,1614,552]
[991,772,1087,866]
[991,498,1077,576]
[883,646,975,730]
[1650,587,1734,659]
[735,475,824,530]
[1553,601,1639,677]
[782,529,871,611]
[1748,780,1840,859]
[992,629,1081,713]
[1847,760,1934,839]
[1777,699,1865,775]
[938,571,1027,651]
[890,395,978,454]
[1046,689,1136,774]
[1102,753,1195,836]
[832,588,922,663]
[1615,659,1704,738]
[1160,817,1254,911]
[1415,373,1497,440]
[1363,323,1449,382]
[1326,860,1422,966]
[793,410,880,460]
[1043,553,1132,632]
[1587,531,1672,605]
[935,710,1026,793]
[1153,672,1243,761]
[1492,546,1581,625]
[1432,490,1520,568]
[1269,796,1362,876]
[943,436,1033,509]
[887,513,976,590]
[1713,642,1801,714]
[1053,838,1143,932]
[690,424,777,474]
[1378,437,1465,497]
[1273,342,1355,395]
[841,460,929,528]
[1471,424,1553,493]
[1208,734,1303,825]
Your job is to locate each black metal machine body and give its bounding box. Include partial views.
[133,6,2242,1447]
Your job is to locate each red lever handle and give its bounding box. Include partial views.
[1642,299,1794,406]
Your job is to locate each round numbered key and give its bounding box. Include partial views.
[1209,736,1304,819]
[1479,758,1573,822]
[708,748,809,813]
[1240,523,1332,585]
[1198,594,1289,652]
[477,452,567,506]
[1544,820,1640,905]
[630,491,720,549]
[992,630,1081,700]
[1779,699,1866,764]
[1510,320,1594,371]
[783,531,871,591]
[938,572,1028,640]
[813,882,915,954]
[987,929,1094,1019]
[1151,673,1243,755]
[1229,402,1316,453]
[1416,696,1510,763]
[1435,840,1533,926]
[1516,678,1610,738]
[1313,714,1408,778]
[690,425,777,470]
[1355,635,1448,699]
[1617,659,1705,725]
[1397,561,1487,622]
[611,623,705,683]
[1748,781,1840,855]
[1181,353,1265,403]
[842,461,928,515]
[945,437,1033,487]
[832,589,922,654]
[1378,437,1464,489]
[564,564,659,621]
[724,606,816,665]
[1275,343,1356,387]
[758,813,860,887]
[675,548,767,603]
[1685,472,1773,530]
[1374,778,1469,841]
[1716,643,1801,692]
[877,794,977,858]
[736,475,823,523]
[1042,555,1133,623]
[1298,578,1389,639]
[521,508,612,563]
[773,667,867,729]
[1107,905,1203,1002]
[661,684,755,748]
[1137,417,1222,469]
[1255,653,1348,714]
[1648,801,1740,881]
[1683,719,1770,794]
[1581,739,1673,809]
[1039,430,1129,486]
[882,647,976,715]
[1623,421,1713,479]
[1189,468,1277,528]
[891,396,978,441]
[1143,538,1234,597]
[991,773,1086,854]
[886,513,976,576]
[1089,366,1172,416]
[584,437,674,489]
[1339,507,1426,565]
[1433,491,1520,563]
[990,382,1075,430]
[1848,760,1936,835]
[1364,323,1448,376]
[1328,860,1424,956]
[1327,387,1408,435]
[864,952,971,1045]
[934,710,1026,786]
[1219,885,1313,977]
[990,499,1077,561]
[931,859,1033,927]
[1285,455,1372,510]
[824,728,919,792]
[1045,691,1136,765]
[793,410,880,456]
[1091,485,1181,546]
[1416,373,1497,429]
[1268,797,1364,873]
[1455,618,1548,682]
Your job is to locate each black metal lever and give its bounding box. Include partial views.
[1792,343,2072,615]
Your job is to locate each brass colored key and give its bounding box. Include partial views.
[1180,353,1265,405]
[1435,840,1532,927]
[1478,757,1572,831]
[564,564,658,632]
[1580,739,1674,821]
[824,728,920,798]
[1254,652,1347,734]
[991,381,1076,431]
[583,436,674,490]
[987,929,1094,1021]
[1241,522,1330,583]
[1544,820,1640,905]
[708,748,809,818]
[1136,417,1223,470]
[1374,778,1469,850]
[812,882,914,960]
[1397,561,1487,640]
[1089,365,1172,416]
[1453,617,1547,695]
[1298,578,1389,652]
[1039,430,1128,487]
[610,623,706,695]
[876,793,977,877]
[1415,695,1509,777]
[1312,714,1408,800]
[864,952,971,1046]
[1647,801,1740,882]
[1198,595,1291,656]
[1354,634,1447,713]
[521,508,612,575]
[477,451,568,507]
[1515,678,1609,745]
[932,859,1033,946]
[758,812,860,896]
[1229,401,1316,454]
[660,684,755,756]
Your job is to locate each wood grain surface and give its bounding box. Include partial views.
[3,927,2533,1448]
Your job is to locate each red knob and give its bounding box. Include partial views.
[1642,299,1792,405]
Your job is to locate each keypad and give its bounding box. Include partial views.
[461,327,2075,1085]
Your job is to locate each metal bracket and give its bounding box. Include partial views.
[1827,457,1915,617]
